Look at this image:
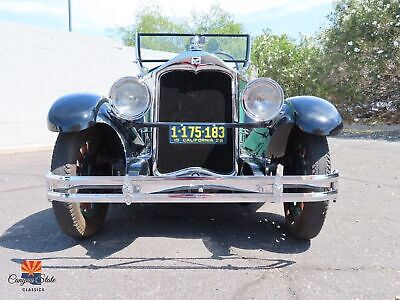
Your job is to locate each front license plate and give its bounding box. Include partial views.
[169,124,227,144]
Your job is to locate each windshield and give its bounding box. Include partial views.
[136,33,250,70]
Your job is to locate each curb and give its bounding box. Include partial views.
[0,144,53,155]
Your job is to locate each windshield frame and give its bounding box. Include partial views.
[135,32,251,70]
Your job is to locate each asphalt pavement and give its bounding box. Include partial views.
[0,138,399,299]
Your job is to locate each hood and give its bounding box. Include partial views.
[152,50,236,75]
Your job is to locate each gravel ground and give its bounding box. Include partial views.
[338,124,400,141]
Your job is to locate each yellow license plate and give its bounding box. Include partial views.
[169,124,227,144]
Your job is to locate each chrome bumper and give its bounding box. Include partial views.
[46,171,339,204]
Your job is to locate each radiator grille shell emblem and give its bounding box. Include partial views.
[191,57,201,65]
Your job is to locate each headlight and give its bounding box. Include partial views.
[109,76,151,120]
[242,78,284,121]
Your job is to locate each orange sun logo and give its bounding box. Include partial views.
[21,260,42,276]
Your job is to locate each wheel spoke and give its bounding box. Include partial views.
[77,138,99,218]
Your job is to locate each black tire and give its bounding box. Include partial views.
[283,129,330,240]
[51,129,109,239]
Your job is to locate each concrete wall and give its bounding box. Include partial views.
[0,21,139,151]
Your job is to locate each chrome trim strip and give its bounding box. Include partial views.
[47,190,338,204]
[152,63,239,177]
[46,171,339,203]
[47,171,338,191]
[128,122,268,129]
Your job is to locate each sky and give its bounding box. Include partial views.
[0,0,335,39]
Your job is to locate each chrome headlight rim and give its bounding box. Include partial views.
[109,76,151,121]
[242,77,284,122]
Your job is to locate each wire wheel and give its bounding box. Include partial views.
[76,140,100,218]
[283,129,330,240]
[51,129,109,239]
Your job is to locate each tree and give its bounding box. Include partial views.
[120,6,184,47]
[252,31,325,97]
[191,4,243,34]
[120,4,243,48]
[321,0,400,122]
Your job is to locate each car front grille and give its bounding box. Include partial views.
[156,70,234,175]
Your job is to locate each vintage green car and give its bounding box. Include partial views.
[46,33,342,240]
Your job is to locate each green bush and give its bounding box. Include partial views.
[252,0,400,123]
[252,31,326,98]
[321,0,400,122]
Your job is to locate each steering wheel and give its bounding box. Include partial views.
[212,51,240,71]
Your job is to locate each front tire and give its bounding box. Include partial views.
[51,130,109,239]
[283,129,331,240]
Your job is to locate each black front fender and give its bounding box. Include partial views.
[47,93,146,167]
[47,93,109,132]
[267,96,343,158]
[285,96,343,136]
